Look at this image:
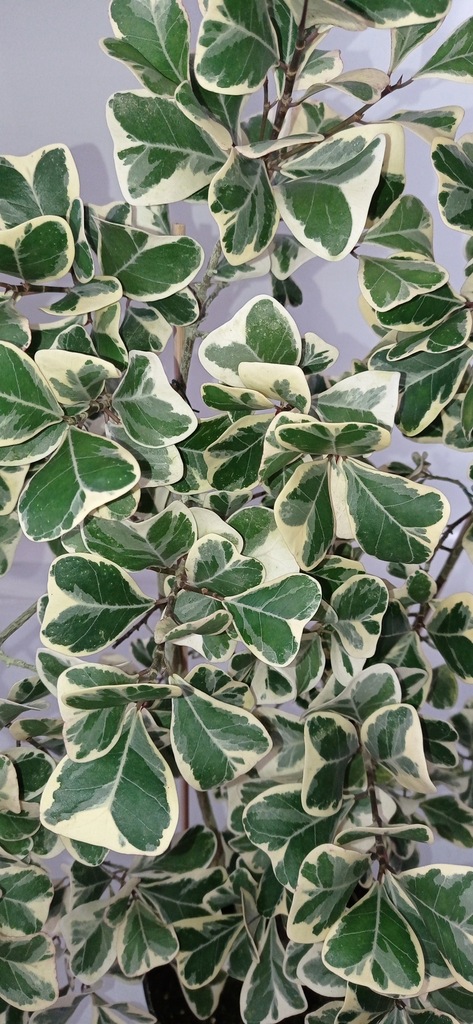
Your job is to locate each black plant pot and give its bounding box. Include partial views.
[144,963,324,1024]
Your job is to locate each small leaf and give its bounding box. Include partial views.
[303,711,359,816]
[417,19,473,82]
[361,703,436,794]
[113,351,197,447]
[240,919,307,1024]
[359,255,448,312]
[175,915,243,988]
[185,534,264,597]
[288,844,369,942]
[275,460,334,571]
[109,0,190,86]
[432,133,473,233]
[0,144,79,228]
[209,150,279,264]
[0,217,74,283]
[195,0,278,95]
[116,899,178,977]
[98,221,203,300]
[200,295,301,386]
[0,342,62,446]
[427,593,473,682]
[0,934,58,1011]
[227,574,321,667]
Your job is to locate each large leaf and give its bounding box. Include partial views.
[344,0,450,27]
[18,428,140,541]
[113,351,197,447]
[83,501,196,571]
[0,144,79,228]
[0,864,53,937]
[330,459,449,564]
[395,865,473,991]
[322,883,424,996]
[332,574,388,659]
[174,915,243,988]
[0,217,74,283]
[243,784,343,889]
[358,255,448,312]
[226,574,321,667]
[287,844,370,943]
[362,194,434,258]
[107,91,225,204]
[205,414,273,491]
[109,0,189,86]
[274,461,334,571]
[432,134,473,233]
[60,899,116,985]
[116,899,178,977]
[240,919,307,1024]
[40,553,154,655]
[195,0,278,94]
[427,593,473,682]
[98,221,203,300]
[417,18,473,82]
[302,711,359,816]
[200,295,301,385]
[0,342,63,446]
[361,704,435,794]
[40,710,178,855]
[275,129,386,260]
[0,935,58,1012]
[209,149,279,264]
[171,684,272,789]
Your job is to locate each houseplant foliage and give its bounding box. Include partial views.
[1,0,473,1021]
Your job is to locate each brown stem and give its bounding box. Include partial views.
[435,513,473,596]
[365,757,390,879]
[180,239,223,386]
[172,223,187,390]
[323,75,414,139]
[270,0,312,139]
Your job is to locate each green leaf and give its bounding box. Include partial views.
[417,18,473,82]
[243,783,343,889]
[69,197,95,283]
[390,106,464,143]
[34,350,120,413]
[359,256,448,312]
[430,984,473,1023]
[395,347,471,436]
[421,795,473,848]
[113,351,197,447]
[0,145,79,229]
[432,134,473,233]
[209,150,279,265]
[0,296,31,349]
[0,342,62,446]
[0,934,58,1012]
[40,553,154,655]
[241,919,306,1024]
[323,883,424,996]
[275,129,385,260]
[40,710,178,854]
[0,863,53,937]
[361,704,435,794]
[344,0,450,27]
[0,217,74,283]
[226,574,321,667]
[61,898,116,984]
[200,295,301,386]
[362,195,434,258]
[390,20,446,72]
[175,914,243,988]
[276,419,390,457]
[427,593,473,682]
[116,899,178,977]
[109,0,189,86]
[171,684,272,790]
[42,278,122,317]
[303,711,359,816]
[396,865,473,990]
[228,505,299,582]
[98,221,203,300]
[195,0,278,95]
[375,282,464,332]
[206,413,272,491]
[151,287,199,326]
[332,574,389,658]
[332,459,449,563]
[139,867,226,923]
[83,500,195,571]
[120,304,171,353]
[274,460,334,571]
[288,844,370,942]
[107,91,225,204]
[106,423,182,488]
[185,534,264,597]
[18,428,140,541]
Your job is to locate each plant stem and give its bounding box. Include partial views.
[0,652,35,671]
[270,0,311,139]
[0,601,37,646]
[197,790,225,865]
[435,513,473,596]
[180,239,223,386]
[425,474,473,506]
[172,223,187,391]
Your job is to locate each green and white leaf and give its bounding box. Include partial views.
[427,593,473,682]
[238,361,311,413]
[113,351,197,447]
[116,899,178,977]
[40,710,178,855]
[270,236,316,281]
[109,0,190,86]
[240,919,307,1024]
[107,91,225,204]
[174,915,243,988]
[417,18,473,82]
[0,217,74,283]
[195,0,278,95]
[0,863,53,937]
[361,704,436,794]
[344,0,450,28]
[0,342,63,446]
[0,465,27,515]
[228,505,299,582]
[40,553,154,655]
[330,459,450,563]
[276,419,391,457]
[275,129,386,260]
[390,19,447,72]
[200,295,301,386]
[185,534,264,597]
[0,144,79,228]
[390,107,464,143]
[171,684,272,790]
[83,500,195,571]
[120,304,171,354]
[18,428,139,541]
[358,255,448,312]
[330,68,389,103]
[206,414,273,491]
[35,351,120,413]
[61,898,116,985]
[297,46,343,91]
[318,370,400,430]
[0,296,31,349]
[432,133,473,233]
[288,844,369,942]
[322,883,424,996]
[98,221,203,300]
[303,712,359,816]
[362,195,434,258]
[274,460,334,571]
[209,150,279,264]
[226,574,321,667]
[332,574,388,659]
[0,934,58,1012]
[41,278,122,317]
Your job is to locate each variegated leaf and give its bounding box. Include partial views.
[288,844,370,942]
[361,704,436,794]
[302,712,359,816]
[113,351,197,447]
[195,0,278,95]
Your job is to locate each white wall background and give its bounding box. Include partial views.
[1,0,472,872]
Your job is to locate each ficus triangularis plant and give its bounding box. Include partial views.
[0,1,473,1022]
